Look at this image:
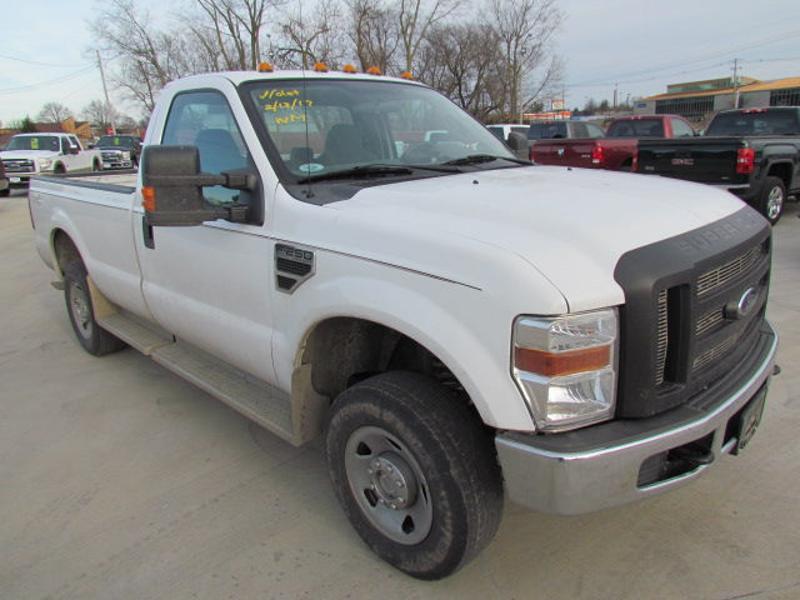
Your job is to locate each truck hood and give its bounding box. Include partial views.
[328,166,746,312]
[0,150,59,160]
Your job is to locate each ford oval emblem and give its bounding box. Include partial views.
[726,287,759,320]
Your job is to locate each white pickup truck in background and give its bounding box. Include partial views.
[1,133,102,186]
[27,70,777,579]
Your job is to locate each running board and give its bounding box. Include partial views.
[95,308,297,445]
[151,342,294,444]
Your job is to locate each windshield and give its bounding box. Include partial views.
[607,119,664,138]
[5,135,60,152]
[706,110,800,136]
[527,122,568,140]
[243,79,514,179]
[96,135,136,147]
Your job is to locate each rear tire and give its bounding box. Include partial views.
[326,371,503,580]
[63,262,126,356]
[758,176,785,225]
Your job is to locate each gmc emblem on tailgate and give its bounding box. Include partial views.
[671,157,694,166]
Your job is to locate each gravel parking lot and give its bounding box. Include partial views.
[1,188,799,600]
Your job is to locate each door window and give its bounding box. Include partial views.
[671,118,695,137]
[162,91,253,205]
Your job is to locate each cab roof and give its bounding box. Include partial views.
[168,69,426,89]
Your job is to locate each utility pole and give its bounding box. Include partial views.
[96,50,116,135]
[613,83,618,109]
[732,58,740,109]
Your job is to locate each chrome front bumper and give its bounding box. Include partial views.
[496,322,777,515]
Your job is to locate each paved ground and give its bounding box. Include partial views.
[1,188,799,600]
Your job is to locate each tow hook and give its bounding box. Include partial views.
[672,446,715,468]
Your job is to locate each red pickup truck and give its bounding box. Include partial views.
[530,115,695,171]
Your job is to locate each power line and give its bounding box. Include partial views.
[0,53,88,68]
[0,66,97,96]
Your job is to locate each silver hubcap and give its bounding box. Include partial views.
[344,426,433,545]
[69,282,93,339]
[767,186,783,220]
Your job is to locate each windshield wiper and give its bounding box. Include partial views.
[297,164,414,183]
[297,163,461,183]
[442,154,531,167]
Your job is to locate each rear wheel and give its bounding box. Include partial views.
[758,176,785,225]
[53,163,66,175]
[63,262,126,356]
[326,371,503,580]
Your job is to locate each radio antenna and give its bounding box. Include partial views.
[300,6,313,199]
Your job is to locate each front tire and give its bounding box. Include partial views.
[326,371,503,580]
[63,262,126,356]
[758,176,785,225]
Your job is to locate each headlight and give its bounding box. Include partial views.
[38,159,52,170]
[121,151,131,160]
[512,308,618,432]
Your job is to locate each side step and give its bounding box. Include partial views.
[151,342,294,444]
[96,308,297,445]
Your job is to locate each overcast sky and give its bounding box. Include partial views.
[0,0,798,124]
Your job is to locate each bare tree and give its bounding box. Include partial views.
[397,0,458,73]
[489,0,563,118]
[82,99,118,131]
[37,102,74,124]
[346,0,398,72]
[420,23,504,120]
[275,0,345,68]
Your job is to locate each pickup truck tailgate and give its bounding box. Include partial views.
[637,137,745,185]
[532,139,596,168]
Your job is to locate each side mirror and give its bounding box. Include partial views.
[506,132,530,161]
[141,145,256,227]
[87,143,95,149]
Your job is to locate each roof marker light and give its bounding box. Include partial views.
[313,62,328,73]
[400,71,414,80]
[257,62,274,73]
[342,64,358,74]
[366,66,382,76]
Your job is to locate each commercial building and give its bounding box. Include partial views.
[634,75,800,122]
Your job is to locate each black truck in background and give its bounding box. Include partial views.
[636,107,800,224]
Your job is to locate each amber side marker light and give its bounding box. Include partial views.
[400,71,414,80]
[313,62,329,72]
[142,186,156,213]
[514,345,610,377]
[342,64,358,74]
[366,66,382,76]
[257,62,274,73]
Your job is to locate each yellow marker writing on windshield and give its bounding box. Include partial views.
[31,138,39,150]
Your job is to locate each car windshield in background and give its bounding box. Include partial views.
[96,135,137,147]
[706,110,800,136]
[242,79,516,179]
[527,122,568,140]
[607,120,664,138]
[5,135,60,152]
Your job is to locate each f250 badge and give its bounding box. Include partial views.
[671,157,694,166]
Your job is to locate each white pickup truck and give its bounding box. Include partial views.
[1,133,102,186]
[28,70,777,579]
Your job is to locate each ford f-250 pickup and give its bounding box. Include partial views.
[28,69,778,580]
[1,133,102,187]
[531,115,695,171]
[637,107,800,224]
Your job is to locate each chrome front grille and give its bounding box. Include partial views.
[693,335,737,370]
[695,309,724,335]
[696,245,763,297]
[2,159,34,173]
[655,289,669,386]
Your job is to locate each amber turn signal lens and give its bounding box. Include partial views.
[142,186,156,213]
[514,345,610,377]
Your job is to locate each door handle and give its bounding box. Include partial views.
[142,216,155,249]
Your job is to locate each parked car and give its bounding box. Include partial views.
[95,134,142,169]
[531,115,694,171]
[28,70,777,579]
[487,123,530,142]
[0,133,102,186]
[0,157,9,197]
[637,107,800,224]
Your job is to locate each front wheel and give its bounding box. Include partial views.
[758,176,785,225]
[326,371,504,580]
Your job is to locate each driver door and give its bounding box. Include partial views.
[134,89,276,383]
